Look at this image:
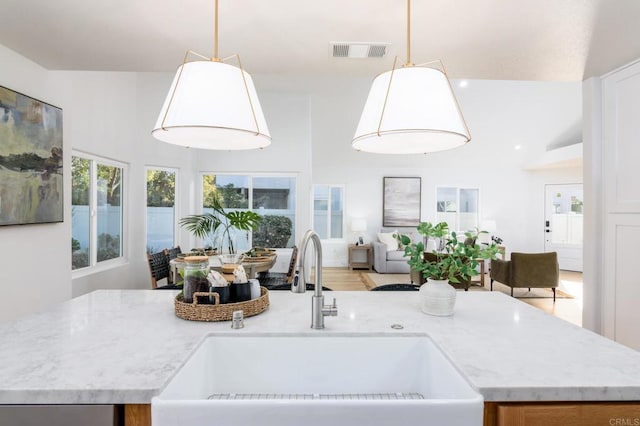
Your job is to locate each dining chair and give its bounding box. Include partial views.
[164,246,182,261]
[258,246,298,288]
[147,251,180,290]
[163,246,182,285]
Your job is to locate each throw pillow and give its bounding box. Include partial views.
[393,231,419,250]
[377,231,398,251]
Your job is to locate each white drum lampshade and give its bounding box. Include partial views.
[352,66,470,154]
[152,60,271,150]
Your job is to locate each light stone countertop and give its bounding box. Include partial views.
[1,289,640,404]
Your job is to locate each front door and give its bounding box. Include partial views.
[544,184,583,271]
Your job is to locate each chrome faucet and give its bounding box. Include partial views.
[292,230,338,329]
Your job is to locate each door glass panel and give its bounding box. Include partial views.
[253,176,296,248]
[202,175,248,252]
[550,188,583,245]
[202,174,297,251]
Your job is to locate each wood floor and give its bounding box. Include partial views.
[317,268,584,327]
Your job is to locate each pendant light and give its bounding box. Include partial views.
[352,0,470,154]
[152,0,270,150]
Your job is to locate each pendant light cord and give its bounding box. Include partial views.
[406,0,412,66]
[213,0,219,60]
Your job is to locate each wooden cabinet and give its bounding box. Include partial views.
[484,402,640,426]
[113,404,151,426]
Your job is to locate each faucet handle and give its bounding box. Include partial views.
[323,298,338,317]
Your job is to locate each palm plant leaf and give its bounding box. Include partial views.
[225,210,262,230]
[179,213,222,239]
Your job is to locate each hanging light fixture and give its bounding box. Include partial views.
[352,0,470,154]
[152,0,270,150]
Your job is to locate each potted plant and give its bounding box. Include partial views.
[179,197,262,255]
[396,222,499,316]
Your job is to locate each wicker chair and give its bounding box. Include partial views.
[163,246,182,284]
[370,283,420,291]
[490,252,559,301]
[164,246,182,261]
[147,251,180,290]
[259,246,298,289]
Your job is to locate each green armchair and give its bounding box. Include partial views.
[490,252,559,301]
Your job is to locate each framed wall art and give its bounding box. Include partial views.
[0,86,63,226]
[383,177,421,227]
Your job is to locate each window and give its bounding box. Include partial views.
[72,154,125,270]
[202,174,296,250]
[146,167,177,253]
[313,185,344,239]
[436,187,479,233]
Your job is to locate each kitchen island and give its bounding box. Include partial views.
[1,289,639,425]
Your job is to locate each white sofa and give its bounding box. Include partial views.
[371,230,423,274]
[372,240,410,273]
[371,230,445,274]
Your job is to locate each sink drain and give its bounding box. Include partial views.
[208,392,424,400]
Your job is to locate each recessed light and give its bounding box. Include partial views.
[514,145,521,150]
[459,80,468,88]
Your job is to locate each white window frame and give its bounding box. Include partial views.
[312,184,346,240]
[199,172,298,248]
[145,165,179,254]
[435,186,480,233]
[72,151,128,276]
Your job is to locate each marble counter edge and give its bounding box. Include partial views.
[2,290,640,404]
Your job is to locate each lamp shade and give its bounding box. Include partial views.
[351,218,367,232]
[352,66,470,154]
[152,60,271,150]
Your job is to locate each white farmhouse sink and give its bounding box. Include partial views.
[152,335,483,426]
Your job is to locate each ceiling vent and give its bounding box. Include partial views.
[331,42,389,59]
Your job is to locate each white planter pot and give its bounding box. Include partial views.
[419,278,456,316]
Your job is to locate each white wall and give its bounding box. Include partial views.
[0,45,71,322]
[49,71,195,297]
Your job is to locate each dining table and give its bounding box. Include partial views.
[214,254,278,281]
[170,253,278,283]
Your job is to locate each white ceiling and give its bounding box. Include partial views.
[1,0,640,81]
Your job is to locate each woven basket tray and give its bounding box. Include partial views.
[175,287,270,322]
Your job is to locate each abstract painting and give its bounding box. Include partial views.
[383,177,421,227]
[0,86,63,226]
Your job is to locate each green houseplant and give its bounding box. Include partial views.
[397,222,498,284]
[179,197,261,254]
[396,222,499,316]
